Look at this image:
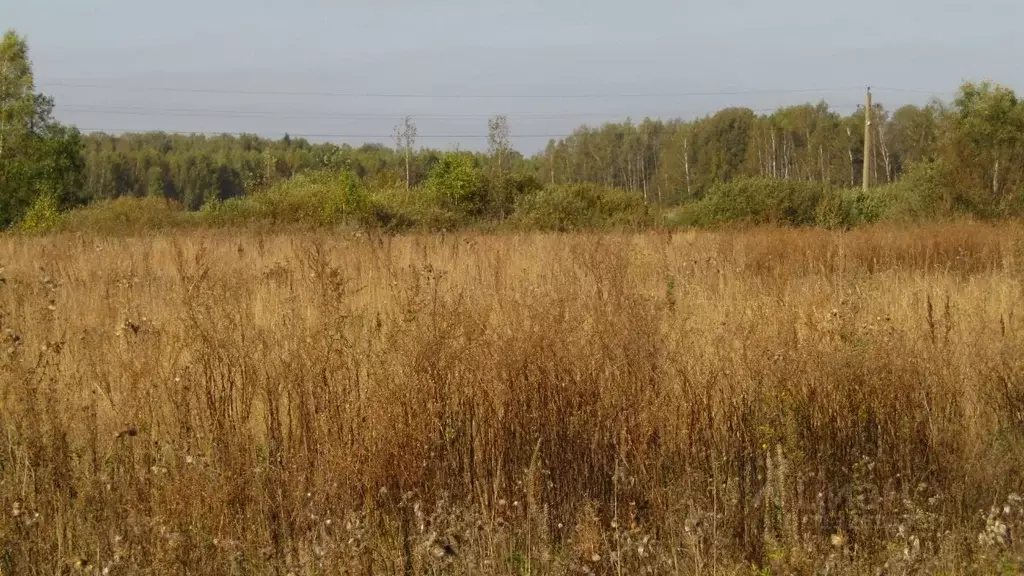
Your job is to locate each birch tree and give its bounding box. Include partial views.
[393,115,417,190]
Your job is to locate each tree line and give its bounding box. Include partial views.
[3,28,1024,229]
[71,92,1024,217]
[71,104,945,208]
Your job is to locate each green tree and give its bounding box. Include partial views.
[427,151,483,212]
[146,165,166,197]
[0,30,34,164]
[947,82,1024,203]
[887,103,940,172]
[487,115,514,217]
[0,30,84,227]
[695,108,755,190]
[393,116,417,190]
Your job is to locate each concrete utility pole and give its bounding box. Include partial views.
[863,87,873,191]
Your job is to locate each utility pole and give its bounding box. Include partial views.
[862,87,872,191]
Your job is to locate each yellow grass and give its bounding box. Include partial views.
[1,224,1024,574]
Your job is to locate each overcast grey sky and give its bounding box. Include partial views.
[7,0,1023,153]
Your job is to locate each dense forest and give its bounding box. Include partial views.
[78,104,924,207]
[3,28,1024,230]
[73,100,951,208]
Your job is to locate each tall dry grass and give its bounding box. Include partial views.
[1,223,1024,574]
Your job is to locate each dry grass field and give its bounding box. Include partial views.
[2,224,1024,574]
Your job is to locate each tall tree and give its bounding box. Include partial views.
[487,115,511,179]
[0,30,84,226]
[487,115,512,216]
[948,82,1024,201]
[0,30,35,163]
[695,108,755,189]
[393,116,417,190]
[887,103,940,171]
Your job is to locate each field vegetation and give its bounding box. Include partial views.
[2,224,1024,574]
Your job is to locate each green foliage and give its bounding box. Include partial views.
[362,186,467,231]
[888,103,941,168]
[56,196,193,234]
[202,170,366,227]
[482,171,544,219]
[17,193,61,233]
[679,178,830,227]
[872,161,949,221]
[938,81,1024,213]
[0,32,34,153]
[77,133,457,211]
[28,123,86,206]
[814,185,920,229]
[512,184,652,231]
[0,30,84,228]
[427,152,485,213]
[146,165,166,197]
[697,107,756,186]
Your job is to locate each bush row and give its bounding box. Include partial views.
[33,172,654,234]
[23,161,1022,234]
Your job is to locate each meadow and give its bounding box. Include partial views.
[2,224,1024,574]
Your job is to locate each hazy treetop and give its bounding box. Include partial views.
[8,0,1024,152]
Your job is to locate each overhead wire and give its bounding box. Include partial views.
[39,80,872,99]
[73,108,867,140]
[38,78,936,141]
[57,103,864,121]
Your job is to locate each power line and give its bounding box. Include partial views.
[57,104,666,120]
[40,80,869,99]
[73,105,865,140]
[58,103,862,121]
[871,86,955,96]
[76,128,572,139]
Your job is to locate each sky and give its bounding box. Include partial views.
[7,0,1024,153]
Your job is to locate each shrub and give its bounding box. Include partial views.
[830,162,963,227]
[363,186,466,232]
[426,152,486,214]
[481,172,545,219]
[56,196,193,234]
[202,170,366,227]
[680,178,831,227]
[512,184,653,231]
[17,193,62,234]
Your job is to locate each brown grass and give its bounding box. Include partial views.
[2,223,1024,574]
